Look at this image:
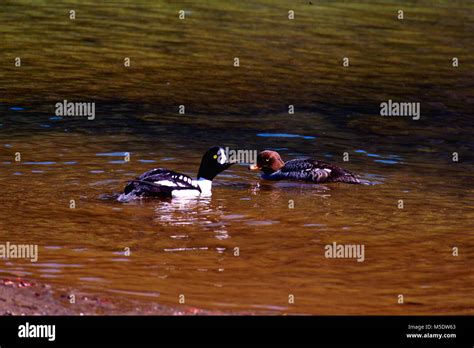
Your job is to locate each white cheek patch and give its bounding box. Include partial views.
[217,148,227,164]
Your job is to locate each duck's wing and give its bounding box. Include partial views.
[269,159,330,182]
[121,168,200,199]
[271,159,366,184]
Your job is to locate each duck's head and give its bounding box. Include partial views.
[197,146,233,181]
[249,150,285,175]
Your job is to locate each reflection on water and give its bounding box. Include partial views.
[154,197,230,240]
[0,0,473,314]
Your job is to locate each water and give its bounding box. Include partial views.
[0,0,473,314]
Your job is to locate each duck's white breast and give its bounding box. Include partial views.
[170,179,213,198]
[171,189,203,198]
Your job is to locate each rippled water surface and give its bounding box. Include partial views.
[0,0,473,314]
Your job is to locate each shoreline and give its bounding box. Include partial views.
[0,277,216,316]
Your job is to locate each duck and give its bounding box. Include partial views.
[248,150,370,185]
[117,146,232,201]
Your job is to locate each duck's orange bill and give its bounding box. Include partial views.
[248,165,261,171]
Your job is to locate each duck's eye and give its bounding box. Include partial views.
[266,159,270,162]
[213,155,218,159]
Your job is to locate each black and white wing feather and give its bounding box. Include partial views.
[119,168,200,200]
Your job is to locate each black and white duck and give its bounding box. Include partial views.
[118,146,232,201]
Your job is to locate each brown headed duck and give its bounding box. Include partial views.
[249,150,371,185]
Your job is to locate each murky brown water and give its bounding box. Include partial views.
[0,0,473,314]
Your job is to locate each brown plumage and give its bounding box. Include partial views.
[249,150,370,185]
